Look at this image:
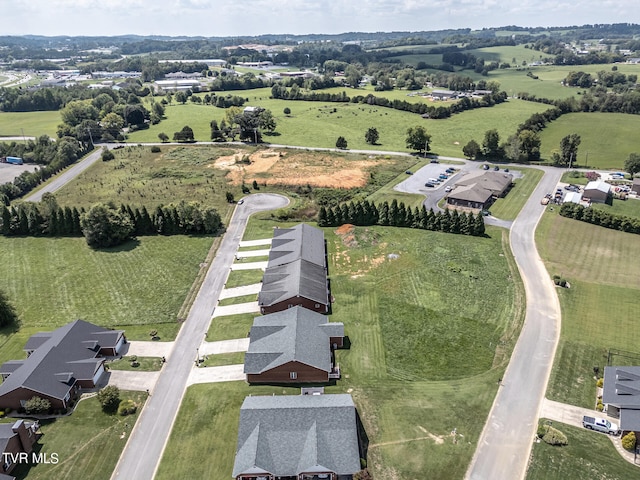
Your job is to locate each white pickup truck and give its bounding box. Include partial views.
[582,416,620,435]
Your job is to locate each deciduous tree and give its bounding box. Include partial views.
[405,126,431,153]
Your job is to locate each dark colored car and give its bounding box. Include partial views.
[493,166,500,171]
[424,182,435,188]
[405,170,413,175]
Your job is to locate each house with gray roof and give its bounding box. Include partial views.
[0,420,39,478]
[232,394,361,479]
[602,366,640,433]
[446,170,513,210]
[245,306,343,384]
[259,224,330,314]
[0,320,125,412]
[446,184,494,210]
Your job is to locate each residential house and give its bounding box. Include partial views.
[0,420,39,477]
[602,366,640,434]
[244,306,344,384]
[0,320,126,412]
[232,394,362,480]
[258,224,330,314]
[583,180,612,204]
[446,170,513,210]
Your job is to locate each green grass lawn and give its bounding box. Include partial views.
[526,420,640,480]
[158,220,525,479]
[234,255,268,263]
[217,294,257,307]
[561,171,590,185]
[489,167,544,220]
[207,313,255,341]
[201,352,245,367]
[11,391,146,480]
[539,112,640,169]
[224,269,264,288]
[0,110,61,138]
[592,198,640,220]
[106,356,163,371]
[536,210,640,407]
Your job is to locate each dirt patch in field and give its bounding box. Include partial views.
[211,149,379,188]
[335,224,357,247]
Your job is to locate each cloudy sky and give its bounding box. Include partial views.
[1,0,637,37]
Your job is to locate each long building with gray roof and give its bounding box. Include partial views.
[232,394,361,479]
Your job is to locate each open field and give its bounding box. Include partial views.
[366,157,433,209]
[488,167,544,220]
[592,198,640,220]
[0,235,213,357]
[539,112,640,169]
[158,218,524,479]
[0,110,61,138]
[130,90,548,158]
[526,420,640,480]
[11,391,146,480]
[536,210,640,407]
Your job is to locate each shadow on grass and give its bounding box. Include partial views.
[97,238,141,253]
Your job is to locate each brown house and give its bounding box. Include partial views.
[0,420,39,477]
[0,320,126,412]
[259,223,330,315]
[583,180,612,204]
[446,170,513,210]
[245,306,344,384]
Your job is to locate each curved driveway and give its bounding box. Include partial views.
[466,167,564,480]
[111,193,289,480]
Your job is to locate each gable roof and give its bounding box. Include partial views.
[268,223,326,269]
[602,366,640,410]
[0,320,123,401]
[258,259,328,308]
[563,191,583,204]
[244,306,344,375]
[447,184,494,203]
[585,180,611,194]
[232,394,360,478]
[454,170,513,195]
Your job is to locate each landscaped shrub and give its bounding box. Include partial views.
[129,355,139,367]
[24,396,51,415]
[596,378,604,388]
[150,145,161,153]
[542,426,568,446]
[622,431,636,451]
[596,401,604,411]
[97,385,121,413]
[560,202,640,235]
[117,399,137,416]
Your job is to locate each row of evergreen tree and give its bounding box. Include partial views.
[317,199,485,236]
[0,200,222,238]
[559,202,640,235]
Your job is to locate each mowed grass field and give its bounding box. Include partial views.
[526,420,640,480]
[128,89,548,158]
[538,112,640,169]
[536,209,640,407]
[0,110,61,138]
[157,220,525,480]
[488,166,544,220]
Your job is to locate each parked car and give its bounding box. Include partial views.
[446,168,455,173]
[445,186,453,193]
[493,166,500,171]
[541,197,549,205]
[504,168,509,172]
[483,164,490,170]
[405,170,413,175]
[582,416,619,435]
[481,210,491,216]
[430,159,439,163]
[424,182,435,188]
[438,174,449,180]
[428,178,440,183]
[237,199,244,205]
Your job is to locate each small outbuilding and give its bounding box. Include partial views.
[583,180,612,204]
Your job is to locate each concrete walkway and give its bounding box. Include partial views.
[239,238,272,247]
[235,249,270,258]
[199,338,250,355]
[219,283,262,299]
[123,341,174,358]
[187,364,245,385]
[213,302,260,317]
[230,261,268,271]
[102,371,160,392]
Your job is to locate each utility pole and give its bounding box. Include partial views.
[21,128,26,144]
[86,128,94,148]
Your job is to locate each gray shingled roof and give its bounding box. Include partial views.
[258,259,328,308]
[268,223,326,269]
[232,394,360,478]
[602,366,640,409]
[455,170,513,195]
[244,306,344,375]
[0,320,123,402]
[447,184,493,203]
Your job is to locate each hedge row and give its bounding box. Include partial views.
[559,202,640,234]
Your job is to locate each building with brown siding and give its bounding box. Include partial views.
[0,320,126,412]
[245,306,343,384]
[0,420,39,477]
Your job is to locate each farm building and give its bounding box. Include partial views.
[258,223,330,314]
[563,191,583,205]
[232,394,362,480]
[0,320,126,412]
[446,170,513,210]
[0,420,39,477]
[244,306,343,384]
[602,366,640,434]
[632,178,640,195]
[583,181,612,204]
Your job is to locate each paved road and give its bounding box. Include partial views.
[111,193,289,480]
[466,167,564,480]
[24,145,108,202]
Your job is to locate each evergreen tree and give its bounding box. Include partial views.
[354,202,365,225]
[326,206,336,226]
[63,206,75,235]
[389,199,399,226]
[460,212,472,235]
[340,204,350,226]
[397,202,407,227]
[18,209,29,235]
[317,206,328,227]
[474,212,485,236]
[439,210,450,232]
[450,210,461,234]
[139,206,154,235]
[369,202,379,224]
[48,208,60,236]
[377,201,389,226]
[404,206,414,227]
[0,205,10,235]
[71,207,82,235]
[426,208,436,231]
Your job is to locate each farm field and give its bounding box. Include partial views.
[158,219,525,479]
[9,391,147,480]
[129,90,548,158]
[536,209,640,408]
[538,112,640,169]
[0,110,61,138]
[526,420,639,480]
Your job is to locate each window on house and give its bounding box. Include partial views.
[315,304,320,308]
[290,372,297,380]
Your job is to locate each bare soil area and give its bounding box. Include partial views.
[212,148,379,188]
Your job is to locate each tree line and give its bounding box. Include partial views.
[0,198,223,244]
[317,199,485,236]
[559,202,640,235]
